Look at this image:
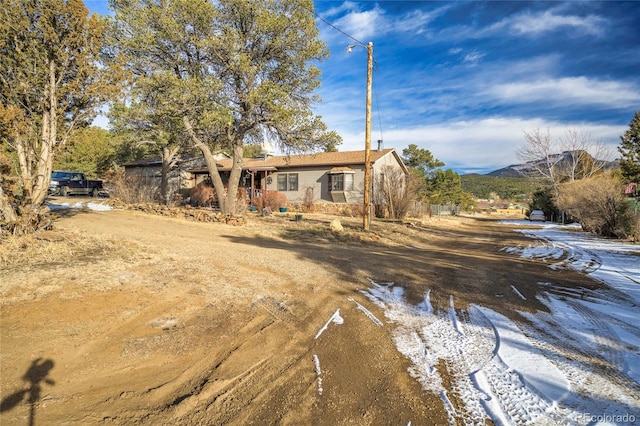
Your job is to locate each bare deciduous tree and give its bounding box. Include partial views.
[516,128,612,195]
[373,165,414,219]
[558,129,612,181]
[516,128,557,187]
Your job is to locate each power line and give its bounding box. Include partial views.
[302,2,385,146]
[300,2,366,46]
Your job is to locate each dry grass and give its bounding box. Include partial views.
[0,229,141,272]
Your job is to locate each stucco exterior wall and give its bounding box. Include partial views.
[261,151,404,204]
[262,165,360,203]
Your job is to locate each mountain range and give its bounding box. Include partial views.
[477,151,619,178]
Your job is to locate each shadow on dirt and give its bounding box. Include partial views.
[1,358,55,426]
[223,217,603,318]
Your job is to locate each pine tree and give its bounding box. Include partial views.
[1,0,116,233]
[618,111,640,183]
[108,0,341,215]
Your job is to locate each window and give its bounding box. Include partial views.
[330,174,343,190]
[277,174,287,191]
[288,173,298,191]
[277,173,298,191]
[329,173,354,191]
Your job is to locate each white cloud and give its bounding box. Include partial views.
[332,5,386,42]
[331,117,626,174]
[443,7,608,41]
[487,77,640,109]
[463,50,485,65]
[321,1,359,19]
[508,10,607,36]
[321,2,450,43]
[395,6,451,36]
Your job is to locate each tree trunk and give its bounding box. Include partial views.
[160,145,180,205]
[0,188,52,235]
[225,142,244,215]
[8,60,58,233]
[31,58,58,207]
[0,184,18,226]
[182,116,230,214]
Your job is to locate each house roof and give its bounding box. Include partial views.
[328,166,355,173]
[188,148,407,173]
[123,153,230,168]
[123,157,165,167]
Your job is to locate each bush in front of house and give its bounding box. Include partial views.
[253,191,287,212]
[105,169,159,204]
[189,183,216,207]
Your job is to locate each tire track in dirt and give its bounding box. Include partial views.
[115,311,311,425]
[363,279,633,425]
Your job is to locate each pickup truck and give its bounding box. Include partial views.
[49,171,103,197]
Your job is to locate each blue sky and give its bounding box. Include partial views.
[86,1,639,174]
[311,1,639,174]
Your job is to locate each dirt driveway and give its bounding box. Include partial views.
[0,205,607,424]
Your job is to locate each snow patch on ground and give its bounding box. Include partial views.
[361,221,640,425]
[46,199,112,211]
[349,297,383,327]
[510,285,526,300]
[315,309,343,339]
[475,306,569,402]
[312,354,323,395]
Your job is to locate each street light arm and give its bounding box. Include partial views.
[346,42,366,52]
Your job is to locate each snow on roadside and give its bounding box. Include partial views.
[46,199,112,212]
[348,297,383,327]
[502,222,640,382]
[474,306,569,402]
[503,221,640,304]
[519,292,640,421]
[502,221,640,422]
[86,202,112,211]
[362,221,640,425]
[362,281,562,425]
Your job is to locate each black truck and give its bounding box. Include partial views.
[49,171,103,197]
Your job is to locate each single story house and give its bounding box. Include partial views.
[188,147,408,205]
[122,154,229,195]
[123,147,408,206]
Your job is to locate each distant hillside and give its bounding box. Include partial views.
[485,151,619,178]
[462,151,620,200]
[460,175,541,201]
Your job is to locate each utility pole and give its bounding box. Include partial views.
[363,41,373,231]
[347,41,374,231]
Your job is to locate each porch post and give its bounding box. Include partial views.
[263,171,269,196]
[250,171,255,205]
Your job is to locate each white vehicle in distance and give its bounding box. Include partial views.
[529,209,546,222]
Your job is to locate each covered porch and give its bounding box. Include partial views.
[188,164,278,207]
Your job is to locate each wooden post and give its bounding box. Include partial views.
[363,41,373,231]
